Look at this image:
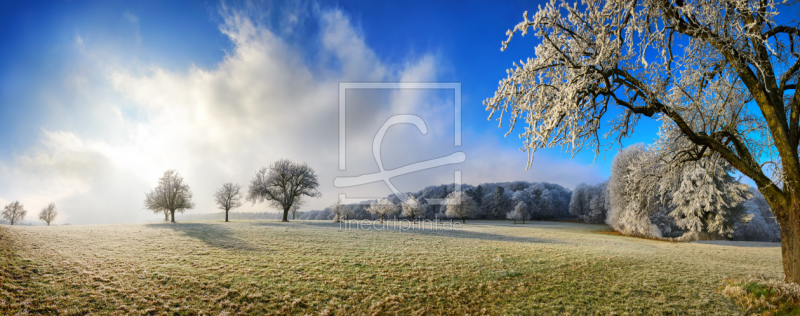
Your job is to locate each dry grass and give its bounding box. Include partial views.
[721,275,800,314]
[0,220,784,314]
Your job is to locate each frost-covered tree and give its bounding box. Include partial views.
[144,170,194,223]
[473,185,484,210]
[586,182,610,224]
[734,187,782,242]
[669,159,751,238]
[214,182,243,222]
[571,182,609,224]
[366,198,397,223]
[537,189,555,219]
[38,203,57,226]
[508,202,527,224]
[2,201,26,225]
[490,186,511,219]
[486,0,800,282]
[445,191,477,224]
[512,189,534,220]
[246,159,320,222]
[401,195,424,222]
[331,201,351,223]
[607,146,663,237]
[569,183,590,219]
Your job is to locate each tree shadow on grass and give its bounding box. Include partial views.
[248,220,559,244]
[693,240,781,248]
[400,227,561,244]
[245,221,345,230]
[145,223,259,251]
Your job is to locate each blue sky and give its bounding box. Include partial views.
[0,0,665,224]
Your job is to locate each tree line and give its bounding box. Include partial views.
[294,181,573,223]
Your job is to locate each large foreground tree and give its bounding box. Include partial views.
[144,170,195,223]
[247,159,320,222]
[485,0,800,282]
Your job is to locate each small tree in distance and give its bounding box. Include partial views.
[367,198,397,223]
[144,170,195,223]
[401,196,424,222]
[331,201,350,223]
[247,159,320,222]
[508,202,526,224]
[2,201,26,225]
[38,203,57,226]
[214,182,243,222]
[445,191,477,224]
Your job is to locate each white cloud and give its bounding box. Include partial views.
[0,6,604,225]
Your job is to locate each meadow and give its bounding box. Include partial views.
[0,220,783,314]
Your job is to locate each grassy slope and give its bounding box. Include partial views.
[0,220,782,315]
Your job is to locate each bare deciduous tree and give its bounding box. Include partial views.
[366,198,397,223]
[144,170,195,223]
[214,182,243,222]
[246,159,320,222]
[401,196,424,222]
[486,0,800,283]
[38,203,57,226]
[445,191,477,224]
[2,201,26,225]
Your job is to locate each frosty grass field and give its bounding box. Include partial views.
[0,220,782,314]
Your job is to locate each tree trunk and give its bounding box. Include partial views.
[777,204,800,283]
[164,211,169,221]
[225,209,229,222]
[462,217,465,224]
[282,208,289,222]
[380,215,384,223]
[170,210,175,223]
